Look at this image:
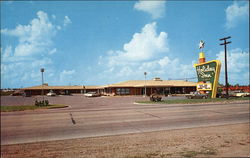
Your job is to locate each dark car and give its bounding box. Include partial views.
[186,91,208,99]
[150,93,162,102]
[11,90,24,96]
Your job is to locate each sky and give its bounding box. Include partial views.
[1,0,249,88]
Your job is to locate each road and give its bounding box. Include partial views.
[1,95,249,145]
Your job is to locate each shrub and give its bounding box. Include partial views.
[35,100,39,106]
[35,100,49,106]
[45,100,49,106]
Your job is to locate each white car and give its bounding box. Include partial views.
[233,91,250,97]
[46,92,56,96]
[84,92,101,97]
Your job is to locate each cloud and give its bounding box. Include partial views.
[134,0,166,19]
[2,45,12,59]
[102,22,169,67]
[59,70,76,83]
[31,57,53,68]
[61,69,75,75]
[1,11,69,88]
[216,48,249,85]
[225,1,249,29]
[137,57,195,80]
[1,57,53,87]
[63,16,72,26]
[48,48,57,55]
[52,14,56,19]
[98,22,196,84]
[1,10,58,57]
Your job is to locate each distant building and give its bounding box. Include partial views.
[220,85,250,93]
[22,78,197,96]
[23,85,99,96]
[101,78,197,96]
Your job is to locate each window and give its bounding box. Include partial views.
[116,88,130,95]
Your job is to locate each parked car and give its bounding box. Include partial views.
[46,91,56,96]
[186,91,208,99]
[22,92,31,97]
[84,92,101,97]
[150,93,162,102]
[229,91,250,97]
[11,90,29,96]
[233,91,250,97]
[218,91,250,98]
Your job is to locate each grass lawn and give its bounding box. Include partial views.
[1,104,68,112]
[136,97,250,104]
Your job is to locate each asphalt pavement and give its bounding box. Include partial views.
[1,95,249,145]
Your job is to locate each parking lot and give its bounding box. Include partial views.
[1,95,148,109]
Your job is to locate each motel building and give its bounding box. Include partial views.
[23,78,197,96]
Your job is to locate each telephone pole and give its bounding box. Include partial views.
[219,36,231,99]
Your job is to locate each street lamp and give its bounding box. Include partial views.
[144,72,147,97]
[40,68,45,102]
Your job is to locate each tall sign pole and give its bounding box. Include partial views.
[219,36,231,99]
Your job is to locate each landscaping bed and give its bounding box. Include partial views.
[1,104,68,112]
[136,97,249,104]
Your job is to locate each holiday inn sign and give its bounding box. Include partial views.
[194,60,221,98]
[194,40,221,98]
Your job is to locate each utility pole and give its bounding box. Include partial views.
[219,36,231,99]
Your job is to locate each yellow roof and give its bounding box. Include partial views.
[106,80,197,88]
[23,80,196,90]
[23,85,102,90]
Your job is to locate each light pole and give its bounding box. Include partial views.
[219,36,231,99]
[144,72,147,97]
[41,68,45,103]
[82,85,85,93]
